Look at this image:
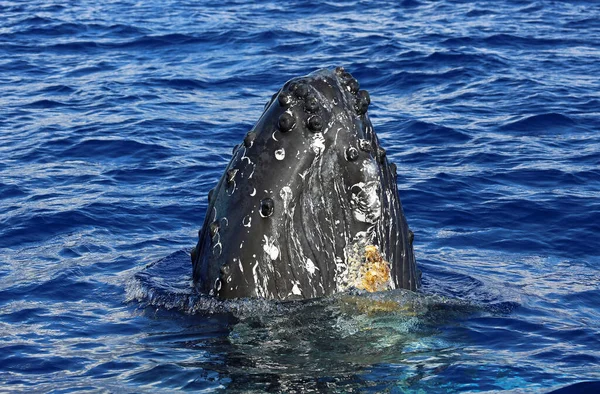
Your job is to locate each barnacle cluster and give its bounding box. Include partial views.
[346,243,391,292]
[358,245,391,292]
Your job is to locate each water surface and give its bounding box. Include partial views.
[1,0,599,392]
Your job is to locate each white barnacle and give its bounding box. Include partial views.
[242,215,252,228]
[252,260,263,297]
[359,139,371,152]
[291,282,302,296]
[263,235,279,260]
[305,258,317,275]
[241,150,256,179]
[280,186,292,213]
[212,231,222,257]
[310,133,326,155]
[275,148,285,160]
[350,181,381,224]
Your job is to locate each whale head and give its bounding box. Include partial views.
[191,67,419,300]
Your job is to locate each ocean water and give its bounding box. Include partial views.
[1,0,599,392]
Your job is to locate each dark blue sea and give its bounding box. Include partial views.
[1,0,599,392]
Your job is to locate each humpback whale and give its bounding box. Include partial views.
[191,67,419,300]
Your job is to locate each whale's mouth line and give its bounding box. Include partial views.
[191,67,419,300]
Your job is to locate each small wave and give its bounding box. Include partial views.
[424,51,475,63]
[0,59,37,72]
[43,41,102,52]
[0,266,93,304]
[465,8,496,17]
[37,84,75,94]
[103,23,150,37]
[60,138,172,161]
[6,19,148,40]
[228,29,310,44]
[10,15,55,26]
[400,120,471,144]
[443,34,582,49]
[0,183,28,199]
[145,78,208,90]
[117,33,213,49]
[66,62,115,77]
[499,113,576,132]
[0,210,98,249]
[13,22,85,37]
[517,4,544,14]
[579,99,600,110]
[38,32,223,53]
[485,33,581,47]
[563,17,600,29]
[104,166,172,183]
[399,0,422,7]
[23,99,68,109]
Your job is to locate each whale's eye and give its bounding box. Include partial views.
[278,113,296,133]
[260,198,275,217]
[346,147,359,161]
[307,115,323,132]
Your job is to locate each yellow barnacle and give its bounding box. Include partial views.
[356,244,391,293]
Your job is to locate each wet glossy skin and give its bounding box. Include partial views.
[191,67,419,300]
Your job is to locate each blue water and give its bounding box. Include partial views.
[1,0,599,392]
